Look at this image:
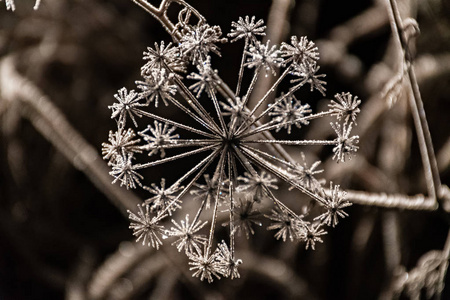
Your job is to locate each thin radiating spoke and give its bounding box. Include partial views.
[238,145,327,205]
[159,148,221,216]
[138,110,216,138]
[136,144,220,169]
[242,139,336,146]
[139,139,220,151]
[167,95,219,134]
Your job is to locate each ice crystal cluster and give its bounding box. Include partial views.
[102,15,361,282]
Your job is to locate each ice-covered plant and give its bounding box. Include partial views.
[102,1,360,282]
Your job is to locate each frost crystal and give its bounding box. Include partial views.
[331,122,359,163]
[139,121,179,158]
[109,154,143,189]
[314,183,352,227]
[188,247,222,283]
[228,16,266,43]
[168,215,208,254]
[109,88,144,127]
[289,152,324,192]
[269,94,311,134]
[103,12,361,281]
[128,204,166,249]
[329,92,361,125]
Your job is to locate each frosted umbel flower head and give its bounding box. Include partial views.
[103,12,361,282]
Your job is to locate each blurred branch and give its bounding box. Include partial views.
[385,0,442,204]
[0,55,141,215]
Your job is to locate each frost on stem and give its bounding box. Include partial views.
[103,12,361,281]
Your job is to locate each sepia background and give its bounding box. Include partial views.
[0,0,449,299]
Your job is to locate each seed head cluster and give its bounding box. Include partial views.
[102,13,361,282]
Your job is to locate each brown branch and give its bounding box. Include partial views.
[385,0,442,204]
[0,56,141,216]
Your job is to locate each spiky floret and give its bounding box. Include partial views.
[139,121,179,158]
[331,122,359,163]
[188,247,222,283]
[329,92,361,125]
[269,94,312,134]
[128,204,166,249]
[168,214,208,254]
[109,88,144,127]
[314,183,352,227]
[228,16,266,43]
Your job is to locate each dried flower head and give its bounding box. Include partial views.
[245,40,283,75]
[141,41,185,75]
[180,23,227,63]
[139,121,179,158]
[314,183,352,227]
[128,204,166,249]
[136,68,177,107]
[109,153,143,189]
[104,11,361,282]
[188,247,222,283]
[331,122,359,163]
[168,214,208,254]
[237,171,278,202]
[281,35,319,66]
[329,92,361,125]
[109,88,144,127]
[102,127,141,161]
[228,16,266,43]
[269,94,312,134]
[143,178,183,215]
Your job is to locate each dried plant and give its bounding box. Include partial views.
[1,0,449,298]
[102,0,362,281]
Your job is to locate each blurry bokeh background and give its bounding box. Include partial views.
[0,0,449,299]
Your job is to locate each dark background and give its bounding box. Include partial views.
[0,0,449,299]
